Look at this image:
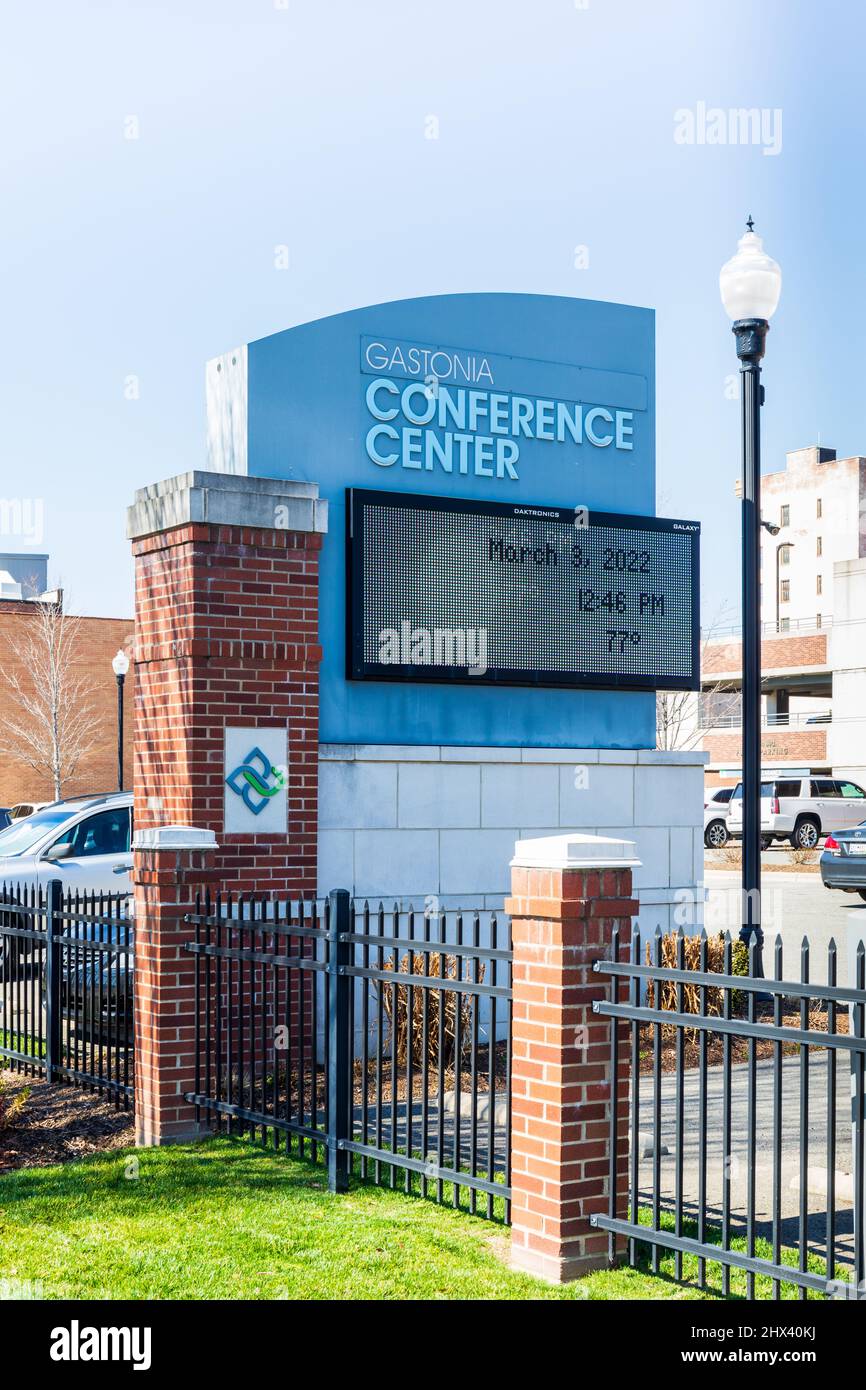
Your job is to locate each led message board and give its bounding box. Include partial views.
[348,489,700,692]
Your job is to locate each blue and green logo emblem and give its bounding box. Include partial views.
[225,747,287,815]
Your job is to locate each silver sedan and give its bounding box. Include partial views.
[819,821,866,901]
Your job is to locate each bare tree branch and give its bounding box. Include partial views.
[0,599,99,799]
[656,604,740,752]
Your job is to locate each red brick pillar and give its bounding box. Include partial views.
[506,832,640,1283]
[132,826,218,1145]
[126,472,327,1144]
[126,471,327,894]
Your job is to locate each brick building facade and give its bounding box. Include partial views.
[0,598,133,806]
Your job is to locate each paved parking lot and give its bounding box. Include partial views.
[705,855,866,987]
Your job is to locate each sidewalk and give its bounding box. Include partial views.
[636,1053,856,1272]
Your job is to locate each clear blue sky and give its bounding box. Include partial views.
[2,0,863,620]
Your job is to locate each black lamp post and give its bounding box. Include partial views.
[111,649,130,791]
[720,219,782,974]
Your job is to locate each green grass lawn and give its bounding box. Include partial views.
[0,1137,829,1300]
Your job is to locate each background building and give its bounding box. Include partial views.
[701,446,866,785]
[0,570,133,806]
[0,553,49,599]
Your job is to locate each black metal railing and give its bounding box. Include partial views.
[336,892,512,1219]
[185,888,513,1220]
[591,924,866,1300]
[184,891,330,1159]
[0,880,133,1107]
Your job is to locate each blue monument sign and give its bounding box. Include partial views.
[209,292,695,748]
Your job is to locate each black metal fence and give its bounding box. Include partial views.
[185,888,512,1220]
[591,925,866,1300]
[184,892,329,1159]
[0,880,134,1107]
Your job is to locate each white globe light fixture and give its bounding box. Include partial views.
[719,220,782,323]
[720,218,782,981]
[111,649,130,678]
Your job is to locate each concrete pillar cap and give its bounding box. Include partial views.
[126,470,328,539]
[511,831,641,871]
[132,825,218,852]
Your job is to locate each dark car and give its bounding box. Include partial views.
[820,821,866,901]
[36,906,134,1047]
[0,808,10,831]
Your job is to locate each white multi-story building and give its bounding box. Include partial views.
[759,445,866,632]
[701,446,866,785]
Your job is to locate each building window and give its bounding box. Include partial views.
[779,617,790,632]
[816,613,823,628]
[816,574,823,595]
[780,544,791,566]
[780,504,790,527]
[816,535,823,556]
[816,497,822,519]
[780,579,790,602]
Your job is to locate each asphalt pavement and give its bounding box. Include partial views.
[704,848,866,986]
[636,1054,858,1272]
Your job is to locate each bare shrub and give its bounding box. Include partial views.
[380,952,484,1068]
[645,931,749,1031]
[0,1072,30,1132]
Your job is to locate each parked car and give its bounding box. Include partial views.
[0,792,133,892]
[820,823,866,900]
[703,786,735,848]
[9,801,51,820]
[0,808,10,831]
[0,792,133,1035]
[727,776,866,849]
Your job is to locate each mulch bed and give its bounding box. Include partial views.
[637,1003,850,1074]
[351,1039,509,1107]
[706,850,822,874]
[0,1003,848,1174]
[0,1071,134,1174]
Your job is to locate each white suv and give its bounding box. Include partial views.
[0,792,133,895]
[704,787,735,848]
[727,776,866,850]
[0,792,134,1041]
